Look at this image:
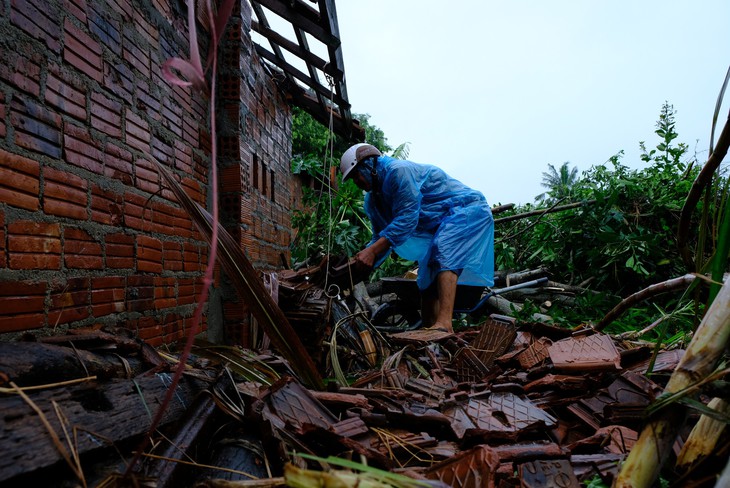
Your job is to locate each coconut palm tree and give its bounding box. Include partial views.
[535,161,580,203]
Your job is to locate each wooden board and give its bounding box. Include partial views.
[0,375,207,483]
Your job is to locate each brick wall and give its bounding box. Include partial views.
[0,0,294,346]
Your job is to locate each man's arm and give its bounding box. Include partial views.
[355,236,391,269]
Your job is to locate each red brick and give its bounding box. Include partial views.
[112,0,133,21]
[63,18,102,83]
[220,165,242,193]
[188,314,207,334]
[182,115,198,146]
[154,276,176,309]
[132,315,161,341]
[0,148,41,211]
[105,232,134,268]
[125,111,151,152]
[11,0,62,53]
[0,100,6,138]
[161,98,182,138]
[0,279,47,296]
[126,274,154,312]
[131,7,157,43]
[48,277,90,326]
[141,335,164,347]
[103,59,135,100]
[181,177,205,204]
[0,280,47,331]
[7,221,61,269]
[177,277,197,306]
[4,52,42,97]
[122,28,150,78]
[171,208,194,238]
[174,140,193,174]
[199,127,211,155]
[151,134,173,166]
[88,6,122,55]
[64,0,87,23]
[137,234,162,273]
[103,142,133,183]
[91,275,125,316]
[42,166,88,220]
[90,91,122,139]
[45,66,87,121]
[0,313,46,332]
[122,191,152,232]
[63,123,104,174]
[183,242,201,272]
[162,240,183,272]
[164,329,185,344]
[0,210,4,267]
[0,290,45,315]
[64,227,102,269]
[135,157,161,195]
[10,96,62,159]
[136,79,161,118]
[91,184,124,225]
[148,201,181,236]
[9,254,62,269]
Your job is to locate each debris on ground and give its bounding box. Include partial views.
[0,265,722,488]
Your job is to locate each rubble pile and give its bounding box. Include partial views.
[1,264,721,487]
[0,312,699,487]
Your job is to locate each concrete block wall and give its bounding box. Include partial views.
[0,0,295,346]
[216,1,294,345]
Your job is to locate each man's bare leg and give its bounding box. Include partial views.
[429,271,458,333]
[421,284,438,328]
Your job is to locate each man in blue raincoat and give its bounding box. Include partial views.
[340,143,494,334]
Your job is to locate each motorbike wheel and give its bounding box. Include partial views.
[370,300,421,332]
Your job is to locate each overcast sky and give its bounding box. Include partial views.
[333,1,730,206]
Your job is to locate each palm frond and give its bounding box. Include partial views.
[153,159,324,390]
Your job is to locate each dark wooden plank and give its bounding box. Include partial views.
[0,375,207,483]
[0,341,145,386]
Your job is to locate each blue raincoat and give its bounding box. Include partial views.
[360,155,494,291]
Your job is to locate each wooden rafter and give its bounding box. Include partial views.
[249,0,363,141]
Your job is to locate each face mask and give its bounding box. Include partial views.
[356,159,375,188]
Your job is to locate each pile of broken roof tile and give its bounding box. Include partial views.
[0,314,691,487]
[246,314,681,488]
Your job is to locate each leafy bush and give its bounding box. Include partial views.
[497,103,701,297]
[290,108,392,266]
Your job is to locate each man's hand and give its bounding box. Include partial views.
[354,247,377,269]
[354,237,391,271]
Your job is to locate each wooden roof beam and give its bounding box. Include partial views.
[251,20,343,80]
[254,44,350,108]
[252,0,339,47]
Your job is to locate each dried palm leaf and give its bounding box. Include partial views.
[153,158,323,390]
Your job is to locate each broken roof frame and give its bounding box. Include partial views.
[249,0,365,141]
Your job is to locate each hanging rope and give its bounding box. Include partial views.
[322,73,337,293]
[301,72,358,295]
